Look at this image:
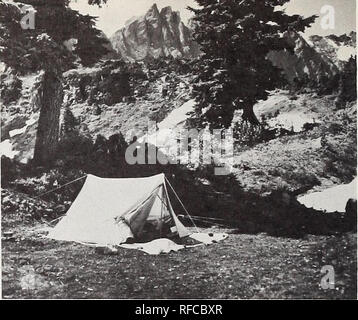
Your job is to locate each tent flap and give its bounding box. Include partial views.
[124,190,158,236]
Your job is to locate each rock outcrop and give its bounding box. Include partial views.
[267,31,357,85]
[267,31,340,84]
[110,4,200,61]
[309,32,356,70]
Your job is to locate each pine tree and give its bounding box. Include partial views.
[61,106,78,136]
[88,0,108,6]
[339,56,357,104]
[1,0,112,165]
[188,0,316,128]
[2,0,111,72]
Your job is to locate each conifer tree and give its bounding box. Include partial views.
[339,56,357,104]
[188,0,316,128]
[1,0,111,72]
[61,107,78,136]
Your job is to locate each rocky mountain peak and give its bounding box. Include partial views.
[267,30,350,84]
[160,6,173,15]
[308,31,356,69]
[150,3,159,11]
[146,3,160,18]
[160,6,178,20]
[110,4,201,61]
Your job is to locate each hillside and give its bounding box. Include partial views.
[1,59,193,163]
[267,31,340,84]
[0,0,357,300]
[232,91,357,194]
[309,32,357,69]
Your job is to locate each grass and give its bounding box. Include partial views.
[2,215,356,299]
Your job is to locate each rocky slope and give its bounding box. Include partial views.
[231,93,357,195]
[309,32,356,70]
[267,31,340,84]
[0,70,43,163]
[267,31,356,86]
[63,61,193,140]
[110,4,201,61]
[0,60,193,163]
[0,0,120,164]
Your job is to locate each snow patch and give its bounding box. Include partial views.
[64,66,101,77]
[0,62,5,73]
[268,112,320,132]
[9,114,38,138]
[298,178,357,212]
[142,99,196,147]
[337,46,356,61]
[137,99,196,158]
[254,91,323,132]
[158,99,195,129]
[0,139,19,159]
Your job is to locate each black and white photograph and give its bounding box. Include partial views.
[0,0,357,302]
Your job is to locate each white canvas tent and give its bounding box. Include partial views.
[48,173,191,246]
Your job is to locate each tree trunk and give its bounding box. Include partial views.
[33,70,63,165]
[242,104,260,126]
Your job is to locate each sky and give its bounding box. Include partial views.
[283,0,356,38]
[69,0,356,38]
[70,0,198,37]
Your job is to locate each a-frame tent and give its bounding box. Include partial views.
[47,173,191,246]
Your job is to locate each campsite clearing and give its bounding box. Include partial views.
[2,216,356,299]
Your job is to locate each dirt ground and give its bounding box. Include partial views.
[2,212,356,300]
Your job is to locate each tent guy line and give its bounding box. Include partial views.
[34,174,88,200]
[164,176,200,234]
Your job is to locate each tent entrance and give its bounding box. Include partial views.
[122,183,188,243]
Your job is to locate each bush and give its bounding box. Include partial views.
[0,73,22,105]
[11,168,86,205]
[233,121,262,147]
[1,156,23,187]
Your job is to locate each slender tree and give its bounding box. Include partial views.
[1,0,112,164]
[339,56,357,104]
[188,0,316,128]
